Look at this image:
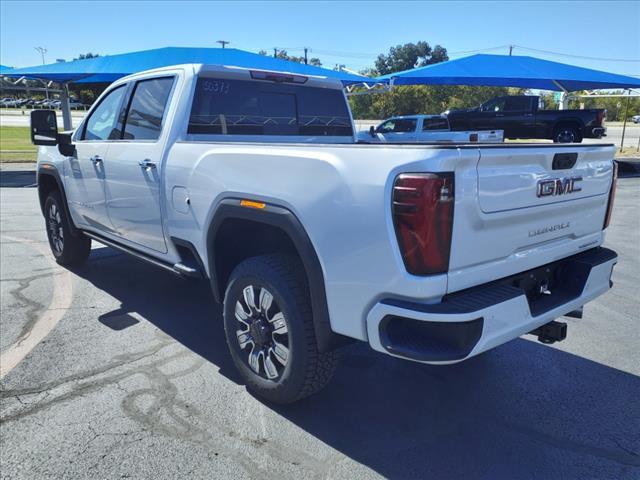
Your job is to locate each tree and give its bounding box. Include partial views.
[68,84,107,105]
[73,52,100,61]
[375,41,449,75]
[568,91,640,121]
[347,41,532,119]
[257,49,321,66]
[348,85,518,119]
[539,92,559,111]
[277,50,322,66]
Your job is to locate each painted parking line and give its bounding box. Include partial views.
[0,235,73,379]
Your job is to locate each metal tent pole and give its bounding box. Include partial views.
[620,90,631,152]
[552,81,569,110]
[60,83,72,131]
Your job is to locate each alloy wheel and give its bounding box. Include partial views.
[556,129,576,143]
[47,203,64,255]
[234,285,290,380]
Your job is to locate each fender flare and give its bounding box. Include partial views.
[37,165,81,237]
[206,199,348,352]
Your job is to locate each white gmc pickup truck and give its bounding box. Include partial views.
[32,63,618,403]
[358,114,504,143]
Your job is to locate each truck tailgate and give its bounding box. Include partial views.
[447,145,615,293]
[477,147,611,212]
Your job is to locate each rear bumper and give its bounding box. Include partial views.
[366,247,617,364]
[589,126,606,138]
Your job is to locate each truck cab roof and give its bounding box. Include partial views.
[386,114,447,121]
[111,63,345,91]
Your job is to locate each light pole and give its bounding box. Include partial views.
[34,46,49,100]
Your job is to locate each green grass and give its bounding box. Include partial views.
[0,126,36,162]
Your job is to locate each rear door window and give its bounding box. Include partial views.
[422,117,449,131]
[504,96,531,112]
[188,77,353,136]
[123,77,174,140]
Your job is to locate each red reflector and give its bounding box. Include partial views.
[392,173,455,275]
[603,160,618,229]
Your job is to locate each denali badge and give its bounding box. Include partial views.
[537,176,582,197]
[529,222,570,237]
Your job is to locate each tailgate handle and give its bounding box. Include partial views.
[553,153,578,170]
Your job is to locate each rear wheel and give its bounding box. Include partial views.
[223,254,338,404]
[553,125,582,143]
[44,191,91,266]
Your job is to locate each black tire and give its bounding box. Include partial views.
[44,191,91,266]
[223,254,338,404]
[553,125,582,143]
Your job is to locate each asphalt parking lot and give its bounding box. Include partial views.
[0,169,639,479]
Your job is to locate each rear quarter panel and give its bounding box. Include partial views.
[164,143,472,340]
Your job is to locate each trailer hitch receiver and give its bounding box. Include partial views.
[529,320,567,344]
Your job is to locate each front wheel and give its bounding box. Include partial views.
[44,191,91,266]
[223,254,338,404]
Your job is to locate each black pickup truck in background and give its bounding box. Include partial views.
[446,95,606,143]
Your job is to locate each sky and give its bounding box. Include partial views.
[1,0,639,77]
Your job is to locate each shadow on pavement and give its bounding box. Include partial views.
[71,246,640,479]
[0,170,37,188]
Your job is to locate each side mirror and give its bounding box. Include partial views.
[30,109,58,146]
[369,125,376,137]
[58,133,76,157]
[30,109,76,157]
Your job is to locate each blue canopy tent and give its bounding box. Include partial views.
[3,47,370,85]
[1,47,372,128]
[376,54,640,147]
[377,54,640,91]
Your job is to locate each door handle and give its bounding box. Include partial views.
[139,159,156,170]
[89,155,103,164]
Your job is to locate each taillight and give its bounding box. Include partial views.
[392,173,454,275]
[469,133,478,142]
[598,110,607,126]
[603,160,618,229]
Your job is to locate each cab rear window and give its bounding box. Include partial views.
[188,77,353,136]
